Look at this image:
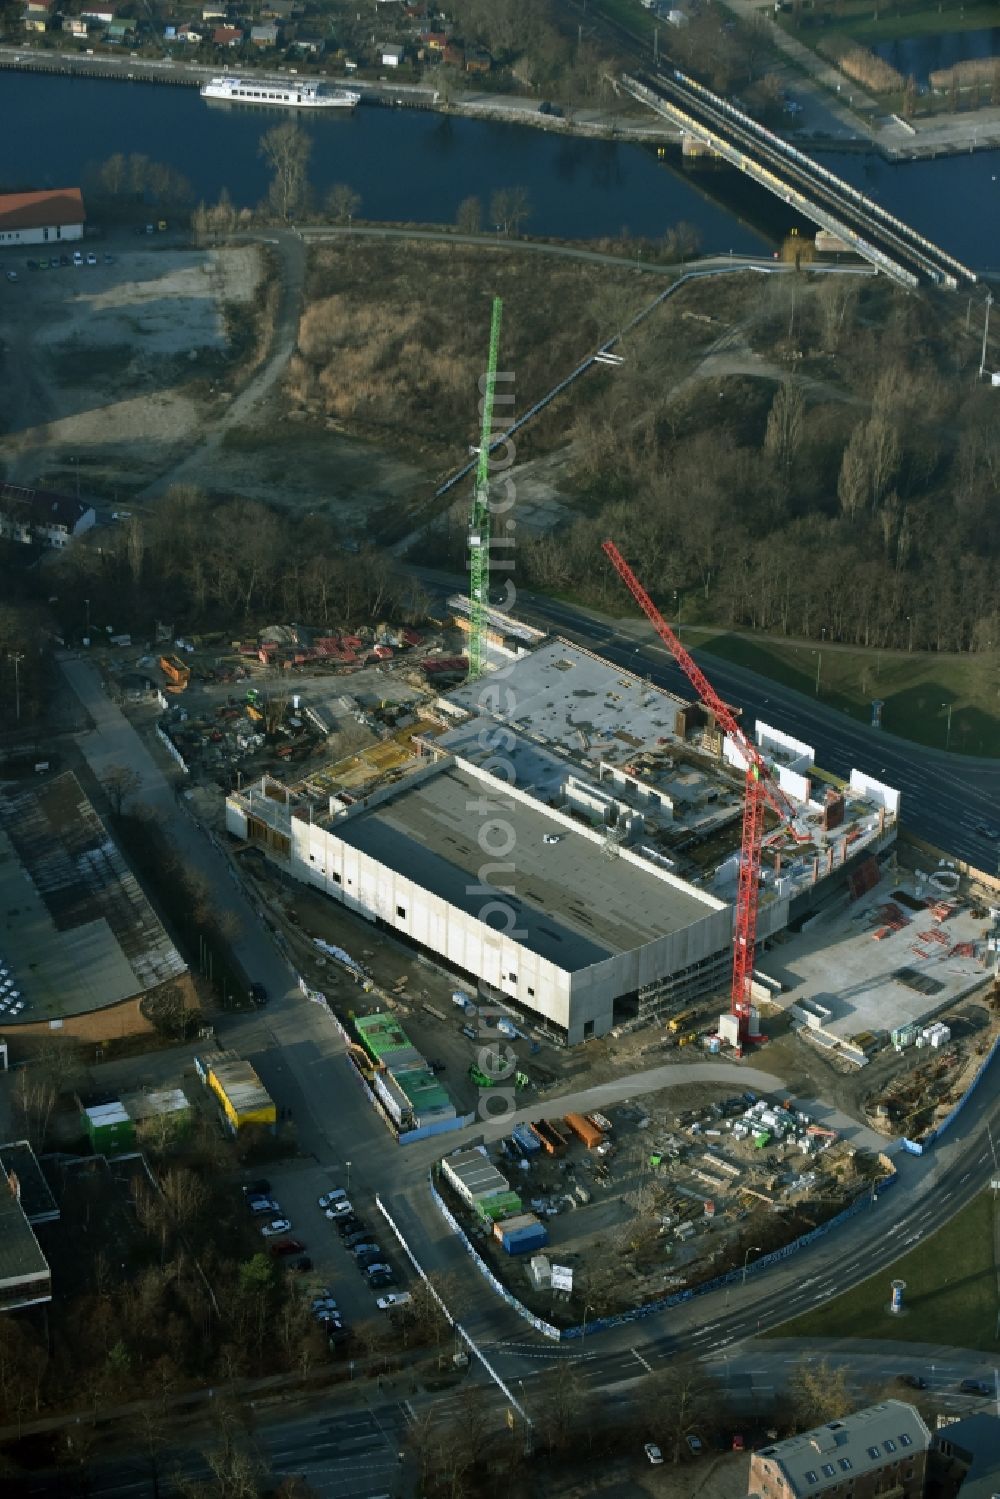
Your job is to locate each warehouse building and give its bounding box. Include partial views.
[0,1141,55,1312]
[227,639,897,1045]
[0,772,193,1049]
[354,1012,457,1130]
[0,187,85,245]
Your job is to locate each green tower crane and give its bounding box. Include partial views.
[468,296,503,680]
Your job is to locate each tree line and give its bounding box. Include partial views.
[424,272,998,656]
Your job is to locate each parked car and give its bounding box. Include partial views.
[26,259,37,270]
[365,1264,393,1284]
[685,1435,703,1456]
[376,1293,412,1311]
[311,1295,338,1312]
[355,1251,384,1270]
[318,1189,347,1210]
[644,1443,664,1465]
[352,1242,380,1259]
[104,252,115,264]
[242,1179,271,1197]
[325,1200,353,1219]
[260,1218,292,1237]
[72,251,83,265]
[269,1238,305,1257]
[959,1379,991,1396]
[4,271,15,283]
[247,1197,280,1216]
[249,982,268,1006]
[336,1216,364,1238]
[59,254,69,267]
[344,1230,370,1249]
[731,1434,746,1453]
[86,252,97,265]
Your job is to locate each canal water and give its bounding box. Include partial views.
[872,26,1000,89]
[1,69,998,267]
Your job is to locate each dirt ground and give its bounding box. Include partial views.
[0,243,264,492]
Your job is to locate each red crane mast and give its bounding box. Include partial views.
[601,539,798,1042]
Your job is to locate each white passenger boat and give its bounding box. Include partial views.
[200,76,360,109]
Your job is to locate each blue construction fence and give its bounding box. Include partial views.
[428,1160,898,1344]
[900,1029,999,1156]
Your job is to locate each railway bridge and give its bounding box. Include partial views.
[623,69,978,290]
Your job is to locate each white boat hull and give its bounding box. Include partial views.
[200,79,359,109]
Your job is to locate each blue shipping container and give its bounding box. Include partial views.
[512,1123,541,1153]
[501,1226,548,1255]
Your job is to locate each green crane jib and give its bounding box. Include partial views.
[468,296,503,680]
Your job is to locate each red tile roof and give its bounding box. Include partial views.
[0,189,85,231]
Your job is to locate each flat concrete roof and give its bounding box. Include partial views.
[764,878,993,1039]
[334,763,717,970]
[443,639,689,764]
[0,1164,50,1300]
[0,773,186,1023]
[0,1140,58,1224]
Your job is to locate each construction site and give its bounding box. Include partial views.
[434,1087,897,1327]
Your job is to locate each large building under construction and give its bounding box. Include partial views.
[227,639,898,1045]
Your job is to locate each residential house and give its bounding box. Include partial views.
[0,484,96,549]
[105,17,134,43]
[442,38,463,67]
[380,42,404,66]
[464,44,490,73]
[213,24,243,45]
[0,187,86,246]
[290,32,325,54]
[748,1402,931,1499]
[80,3,115,22]
[259,0,293,18]
[250,21,279,45]
[201,0,225,17]
[175,22,203,41]
[22,0,54,33]
[931,1413,1000,1499]
[62,15,88,35]
[419,26,450,51]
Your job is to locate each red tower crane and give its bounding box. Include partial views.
[602,539,799,1043]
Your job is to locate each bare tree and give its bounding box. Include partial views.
[764,379,805,476]
[101,763,142,815]
[259,122,311,221]
[456,196,482,234]
[325,183,361,224]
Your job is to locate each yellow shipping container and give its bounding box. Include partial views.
[208,1057,276,1131]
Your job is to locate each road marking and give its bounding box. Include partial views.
[631,1346,653,1372]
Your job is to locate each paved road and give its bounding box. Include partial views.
[409,569,1000,874]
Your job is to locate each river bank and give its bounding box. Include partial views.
[5,41,1000,161]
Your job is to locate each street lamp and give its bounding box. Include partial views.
[742,1244,762,1287]
[814,651,822,696]
[942,702,953,752]
[345,1160,351,1194]
[84,598,91,639]
[582,1303,594,1341]
[11,652,24,724]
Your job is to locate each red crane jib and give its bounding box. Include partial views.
[600,539,795,826]
[601,538,797,1040]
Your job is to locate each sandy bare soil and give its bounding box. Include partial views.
[0,243,263,491]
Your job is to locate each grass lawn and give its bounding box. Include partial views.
[774,1,1000,44]
[695,634,1000,757]
[766,1190,1000,1352]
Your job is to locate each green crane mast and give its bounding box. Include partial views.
[468,296,503,680]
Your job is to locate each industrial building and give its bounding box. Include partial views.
[749,1401,931,1499]
[196,1051,276,1133]
[0,187,85,245]
[227,636,897,1045]
[0,1141,56,1312]
[0,772,192,1047]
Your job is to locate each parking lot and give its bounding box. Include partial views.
[243,1160,406,1336]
